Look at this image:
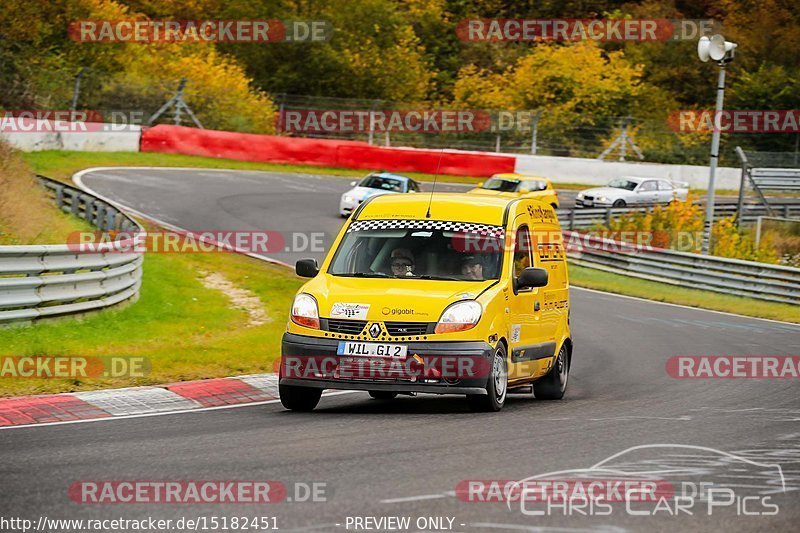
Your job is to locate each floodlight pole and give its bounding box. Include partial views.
[702,62,727,255]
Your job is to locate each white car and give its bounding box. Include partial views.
[339,172,420,217]
[575,177,689,208]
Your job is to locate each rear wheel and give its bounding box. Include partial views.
[467,344,508,412]
[612,199,626,208]
[368,391,398,400]
[533,344,569,400]
[279,384,322,411]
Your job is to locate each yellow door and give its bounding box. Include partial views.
[506,217,552,381]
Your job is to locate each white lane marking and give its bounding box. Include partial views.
[0,390,357,431]
[587,415,692,421]
[571,286,800,328]
[74,386,200,416]
[380,493,451,504]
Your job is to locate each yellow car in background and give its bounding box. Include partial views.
[467,173,560,209]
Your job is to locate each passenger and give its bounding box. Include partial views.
[460,255,483,280]
[390,248,415,277]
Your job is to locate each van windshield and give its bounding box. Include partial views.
[329,220,505,281]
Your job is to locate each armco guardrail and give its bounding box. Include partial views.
[564,230,800,305]
[557,203,800,231]
[0,176,144,324]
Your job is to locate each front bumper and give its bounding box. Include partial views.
[280,332,493,395]
[339,197,361,215]
[575,198,612,208]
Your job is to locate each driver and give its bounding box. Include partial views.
[390,248,415,277]
[460,255,483,280]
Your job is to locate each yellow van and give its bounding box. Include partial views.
[279,193,572,412]
[467,173,560,209]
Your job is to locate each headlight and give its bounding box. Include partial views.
[291,293,319,329]
[435,300,482,334]
[343,195,355,203]
[576,192,584,199]
[597,196,608,202]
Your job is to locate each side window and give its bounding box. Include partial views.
[639,180,657,192]
[513,225,532,277]
[658,180,673,191]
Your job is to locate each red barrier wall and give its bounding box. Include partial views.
[140,125,516,177]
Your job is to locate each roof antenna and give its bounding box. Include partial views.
[425,149,445,219]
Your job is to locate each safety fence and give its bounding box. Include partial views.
[0,176,143,324]
[557,203,800,231]
[564,230,800,305]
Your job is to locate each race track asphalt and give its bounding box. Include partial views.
[1,167,798,533]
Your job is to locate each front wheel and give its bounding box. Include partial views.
[467,344,508,412]
[612,199,627,208]
[279,384,322,411]
[534,344,569,400]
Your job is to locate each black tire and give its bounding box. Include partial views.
[368,391,398,400]
[550,203,559,210]
[612,199,626,208]
[466,344,508,412]
[534,344,569,400]
[279,384,322,411]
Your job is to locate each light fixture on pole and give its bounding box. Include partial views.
[697,34,737,254]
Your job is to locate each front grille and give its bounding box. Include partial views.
[324,319,367,335]
[584,195,594,201]
[384,322,434,336]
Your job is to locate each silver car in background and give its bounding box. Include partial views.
[575,176,689,208]
[339,172,420,217]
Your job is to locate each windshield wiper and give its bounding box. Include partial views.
[338,272,390,278]
[411,275,462,281]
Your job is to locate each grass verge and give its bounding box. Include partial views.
[568,263,799,323]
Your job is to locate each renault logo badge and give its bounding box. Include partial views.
[369,323,381,338]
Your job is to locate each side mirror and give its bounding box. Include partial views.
[295,258,319,278]
[515,267,548,291]
[350,181,357,187]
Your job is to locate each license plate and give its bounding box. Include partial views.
[583,200,593,206]
[337,341,407,357]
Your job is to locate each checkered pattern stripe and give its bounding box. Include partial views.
[348,219,505,237]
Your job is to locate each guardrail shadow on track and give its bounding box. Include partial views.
[0,176,144,324]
